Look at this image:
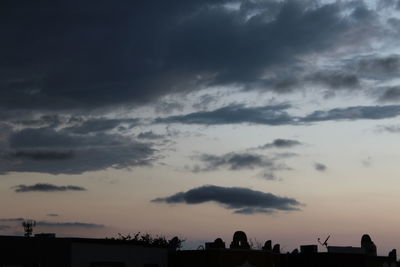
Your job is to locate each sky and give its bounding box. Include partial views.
[1,0,400,255]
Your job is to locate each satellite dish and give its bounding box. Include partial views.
[317,235,330,249]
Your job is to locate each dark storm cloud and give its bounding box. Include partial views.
[270,70,361,93]
[377,0,400,10]
[0,127,158,174]
[64,118,139,134]
[37,221,104,228]
[260,139,302,149]
[12,150,75,161]
[13,183,87,193]
[307,72,360,89]
[9,128,80,149]
[357,55,400,77]
[378,86,400,102]
[0,0,380,112]
[152,185,302,214]
[13,115,62,127]
[314,162,327,172]
[156,104,295,125]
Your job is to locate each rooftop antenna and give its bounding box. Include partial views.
[22,219,36,238]
[318,235,330,249]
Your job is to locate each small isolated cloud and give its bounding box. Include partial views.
[261,172,278,181]
[47,214,59,217]
[260,139,302,149]
[36,221,104,228]
[13,183,87,193]
[314,162,327,172]
[362,156,372,167]
[152,185,302,215]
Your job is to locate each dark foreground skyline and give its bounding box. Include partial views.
[1,0,400,257]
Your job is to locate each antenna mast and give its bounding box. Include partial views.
[22,219,36,238]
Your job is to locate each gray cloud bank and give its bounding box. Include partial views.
[0,0,398,177]
[0,127,158,175]
[0,0,385,114]
[152,185,302,214]
[13,183,86,193]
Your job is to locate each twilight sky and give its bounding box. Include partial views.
[1,0,400,255]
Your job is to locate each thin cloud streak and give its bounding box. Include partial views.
[157,104,400,125]
[37,221,104,228]
[259,139,302,149]
[0,218,24,222]
[13,183,87,193]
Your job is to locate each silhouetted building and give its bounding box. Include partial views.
[300,245,318,254]
[170,232,399,267]
[361,234,377,256]
[0,235,167,267]
[327,246,366,254]
[170,249,281,267]
[389,249,397,262]
[205,238,226,250]
[230,231,250,249]
[262,240,272,252]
